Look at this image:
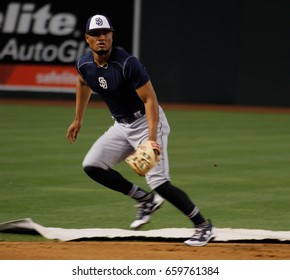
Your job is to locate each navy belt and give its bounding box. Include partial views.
[114,109,145,124]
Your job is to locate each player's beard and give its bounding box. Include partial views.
[95,49,110,55]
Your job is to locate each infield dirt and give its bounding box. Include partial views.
[1,241,290,260]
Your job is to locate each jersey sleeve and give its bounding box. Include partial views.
[75,56,86,81]
[123,56,150,89]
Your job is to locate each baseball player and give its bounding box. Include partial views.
[66,14,214,246]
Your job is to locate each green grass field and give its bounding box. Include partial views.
[0,101,289,241]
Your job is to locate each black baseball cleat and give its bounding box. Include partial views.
[184,219,215,246]
[130,194,164,230]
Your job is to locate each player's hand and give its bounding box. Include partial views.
[66,120,82,144]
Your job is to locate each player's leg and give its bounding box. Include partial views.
[155,181,214,246]
[145,108,215,246]
[82,123,160,218]
[117,108,170,229]
[147,162,215,246]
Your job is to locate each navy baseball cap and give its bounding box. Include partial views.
[85,15,114,34]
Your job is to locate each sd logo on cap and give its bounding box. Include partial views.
[85,14,114,34]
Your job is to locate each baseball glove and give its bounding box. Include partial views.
[125,140,161,176]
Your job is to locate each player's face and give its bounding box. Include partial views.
[85,30,113,55]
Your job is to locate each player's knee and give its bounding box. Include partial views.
[82,159,107,170]
[83,166,107,181]
[83,166,94,177]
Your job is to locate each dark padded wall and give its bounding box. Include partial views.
[140,0,289,106]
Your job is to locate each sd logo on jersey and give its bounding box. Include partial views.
[98,77,108,89]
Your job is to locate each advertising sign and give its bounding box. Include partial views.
[0,1,133,93]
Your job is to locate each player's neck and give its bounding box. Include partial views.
[93,48,112,67]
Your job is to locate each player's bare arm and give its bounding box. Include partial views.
[136,80,159,142]
[66,75,92,144]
